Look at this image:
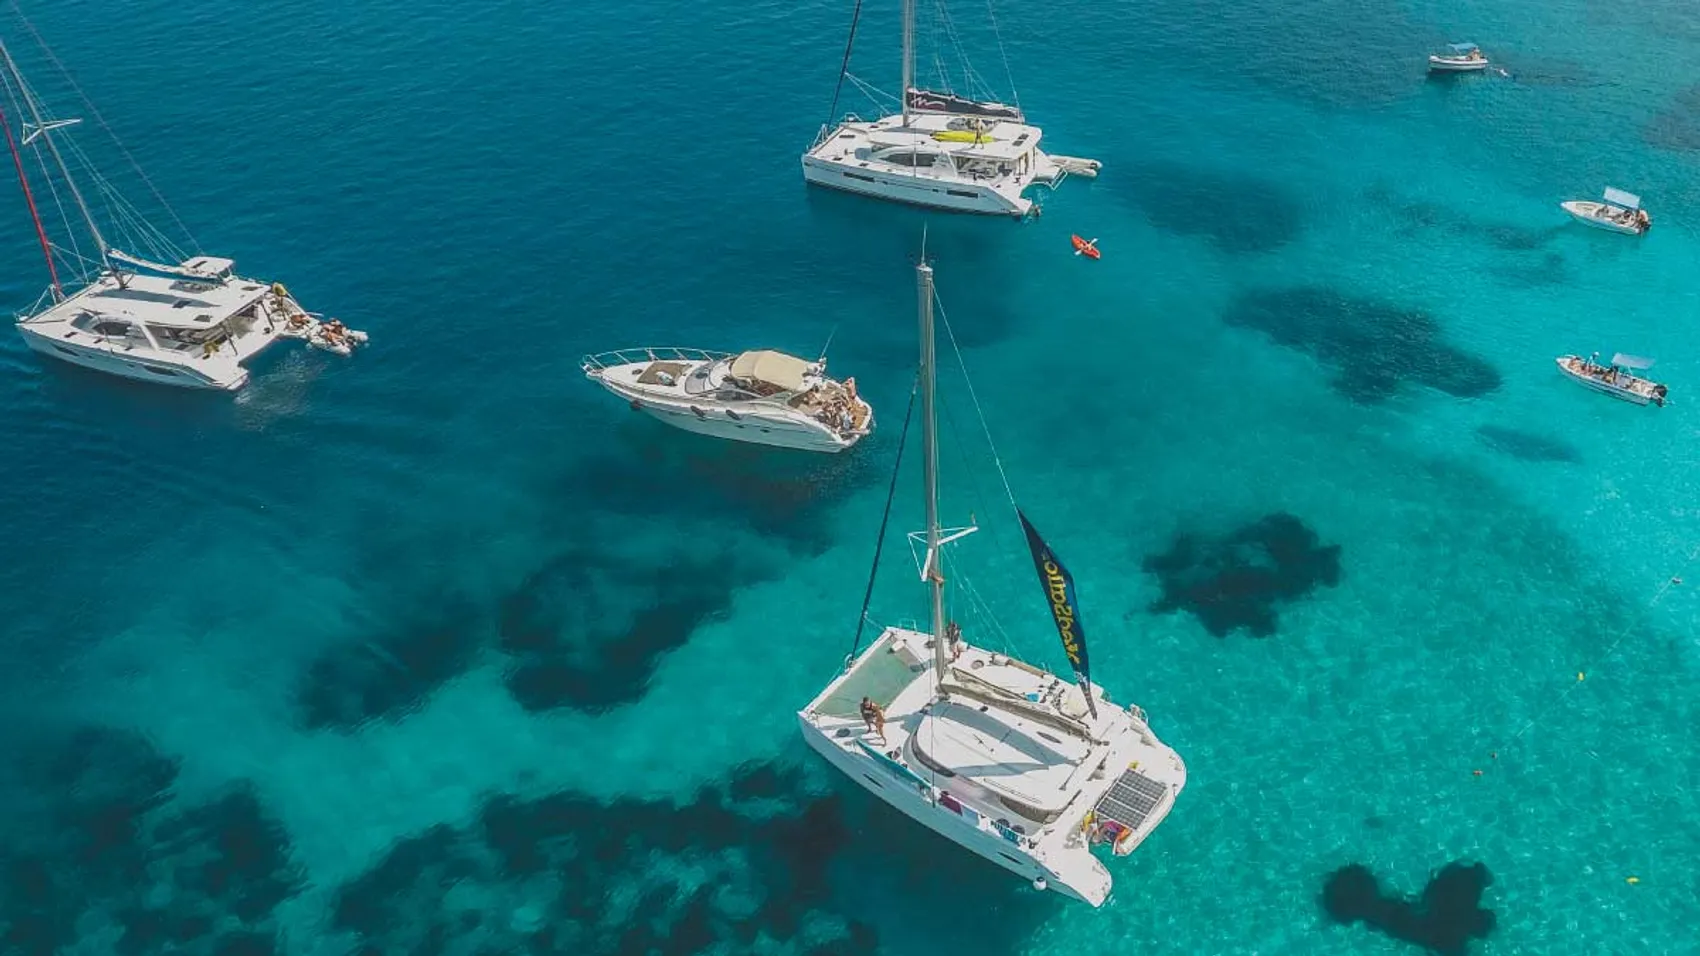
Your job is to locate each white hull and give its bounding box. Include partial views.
[622,390,857,452]
[584,348,872,453]
[1428,56,1490,72]
[797,712,1081,896]
[18,322,253,389]
[799,628,1186,907]
[801,112,1095,217]
[1555,356,1663,406]
[802,153,1030,216]
[1560,201,1647,236]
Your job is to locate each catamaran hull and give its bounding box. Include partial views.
[802,155,1031,217]
[15,325,248,390]
[796,715,1098,903]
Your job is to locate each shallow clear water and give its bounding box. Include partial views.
[0,0,1697,953]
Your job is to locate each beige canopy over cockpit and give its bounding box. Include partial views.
[729,349,814,393]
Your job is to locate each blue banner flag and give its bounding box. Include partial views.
[1017,510,1097,719]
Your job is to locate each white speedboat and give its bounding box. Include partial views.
[798,258,1185,906]
[583,347,873,453]
[1429,42,1490,72]
[1556,352,1666,406]
[801,0,1099,217]
[1,31,335,391]
[1561,187,1650,236]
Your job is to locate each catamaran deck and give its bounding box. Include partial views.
[15,265,295,389]
[22,266,278,332]
[804,625,1184,863]
[810,112,1059,176]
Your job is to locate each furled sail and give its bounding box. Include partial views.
[905,88,1024,121]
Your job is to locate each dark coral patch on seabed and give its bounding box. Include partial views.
[1475,425,1581,464]
[330,760,884,956]
[0,727,303,956]
[1223,287,1501,403]
[1144,513,1342,637]
[1323,861,1496,955]
[1118,162,1305,255]
[1643,83,1700,152]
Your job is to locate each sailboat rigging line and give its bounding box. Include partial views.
[1484,542,1700,771]
[0,100,59,296]
[10,2,200,252]
[983,0,1020,108]
[822,0,865,135]
[847,375,921,662]
[933,288,1019,517]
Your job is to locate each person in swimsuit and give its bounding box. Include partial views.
[859,696,886,737]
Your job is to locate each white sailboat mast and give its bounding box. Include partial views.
[916,261,948,684]
[0,38,111,274]
[899,0,915,125]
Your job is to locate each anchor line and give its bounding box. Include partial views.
[1481,543,1700,772]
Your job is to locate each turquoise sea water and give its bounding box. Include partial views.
[1,0,1698,952]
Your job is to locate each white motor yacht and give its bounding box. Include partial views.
[583,347,873,453]
[798,258,1185,906]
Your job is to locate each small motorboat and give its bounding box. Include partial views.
[1556,352,1666,406]
[1071,235,1101,259]
[1561,187,1650,236]
[1429,42,1490,72]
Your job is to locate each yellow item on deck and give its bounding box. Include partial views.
[933,129,995,143]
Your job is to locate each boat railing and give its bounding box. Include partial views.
[811,113,868,149]
[581,347,730,372]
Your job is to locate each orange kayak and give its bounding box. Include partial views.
[1071,234,1101,259]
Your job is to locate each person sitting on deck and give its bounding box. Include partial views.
[859,696,886,738]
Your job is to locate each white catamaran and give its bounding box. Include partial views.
[0,27,346,390]
[801,0,1100,217]
[798,258,1185,905]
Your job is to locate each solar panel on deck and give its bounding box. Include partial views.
[1094,768,1168,829]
